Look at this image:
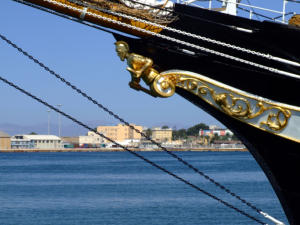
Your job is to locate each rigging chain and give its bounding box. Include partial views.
[77,0,300,68]
[36,0,300,79]
[0,33,284,225]
[0,74,266,225]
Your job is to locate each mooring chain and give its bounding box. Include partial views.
[0,33,264,215]
[0,74,266,225]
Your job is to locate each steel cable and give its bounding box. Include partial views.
[41,0,300,77]
[11,0,300,72]
[72,0,300,69]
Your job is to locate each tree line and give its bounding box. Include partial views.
[172,123,209,140]
[148,123,238,141]
[145,123,210,140]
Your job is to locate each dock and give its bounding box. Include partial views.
[0,148,248,153]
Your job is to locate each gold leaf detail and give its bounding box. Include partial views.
[176,76,291,132]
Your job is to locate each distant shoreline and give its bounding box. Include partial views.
[0,148,248,153]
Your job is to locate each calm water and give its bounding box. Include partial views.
[0,152,288,225]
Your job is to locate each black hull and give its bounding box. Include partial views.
[176,88,300,225]
[116,4,300,107]
[114,4,300,225]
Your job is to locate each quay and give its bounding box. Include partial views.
[0,148,248,153]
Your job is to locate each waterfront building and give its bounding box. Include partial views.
[211,140,246,149]
[11,135,34,149]
[0,131,11,150]
[106,139,140,148]
[199,128,233,137]
[97,124,143,143]
[209,125,221,130]
[61,136,79,148]
[151,127,173,142]
[161,139,184,148]
[11,135,62,149]
[79,131,105,147]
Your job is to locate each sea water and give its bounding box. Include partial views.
[0,152,288,225]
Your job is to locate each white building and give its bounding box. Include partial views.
[79,131,104,147]
[11,135,62,149]
[199,129,233,137]
[108,139,140,147]
[209,125,221,130]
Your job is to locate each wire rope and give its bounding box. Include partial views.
[73,0,300,68]
[11,0,300,72]
[44,0,300,77]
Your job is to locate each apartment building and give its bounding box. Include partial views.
[97,124,143,143]
[151,127,173,142]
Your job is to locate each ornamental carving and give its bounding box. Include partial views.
[115,41,177,98]
[115,41,292,132]
[176,76,291,132]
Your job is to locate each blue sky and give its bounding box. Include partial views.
[0,0,299,135]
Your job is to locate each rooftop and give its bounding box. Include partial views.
[12,134,61,140]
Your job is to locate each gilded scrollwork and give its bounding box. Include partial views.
[213,93,251,118]
[115,41,292,133]
[169,75,292,132]
[151,74,176,97]
[259,107,291,131]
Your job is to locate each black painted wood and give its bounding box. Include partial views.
[113,7,300,223]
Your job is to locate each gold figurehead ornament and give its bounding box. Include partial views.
[114,41,298,140]
[115,41,176,98]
